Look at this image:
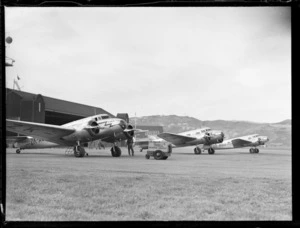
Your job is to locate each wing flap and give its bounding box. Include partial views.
[157,133,196,145]
[6,119,75,141]
[231,138,252,148]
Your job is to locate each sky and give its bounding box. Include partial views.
[5,7,291,123]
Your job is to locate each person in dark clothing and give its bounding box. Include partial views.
[127,137,134,156]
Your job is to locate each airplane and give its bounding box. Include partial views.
[6,114,138,157]
[156,127,225,154]
[202,134,269,153]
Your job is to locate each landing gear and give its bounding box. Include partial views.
[111,145,122,157]
[208,148,215,154]
[16,149,21,154]
[194,147,202,154]
[73,146,86,157]
[249,148,259,153]
[145,154,150,159]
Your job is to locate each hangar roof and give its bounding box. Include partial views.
[6,88,115,118]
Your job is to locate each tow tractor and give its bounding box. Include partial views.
[145,141,172,160]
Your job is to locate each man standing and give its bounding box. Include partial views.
[127,137,134,156]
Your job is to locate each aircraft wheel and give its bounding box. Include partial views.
[111,146,122,157]
[208,148,214,154]
[197,147,202,154]
[194,148,197,154]
[249,148,254,153]
[153,150,163,160]
[16,149,21,154]
[74,146,85,157]
[145,154,150,159]
[194,147,201,154]
[255,148,259,153]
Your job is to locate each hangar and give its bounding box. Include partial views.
[6,88,117,136]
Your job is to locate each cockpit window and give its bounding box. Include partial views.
[102,116,109,119]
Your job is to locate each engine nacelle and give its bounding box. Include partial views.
[204,133,224,145]
[124,124,134,139]
[87,120,100,136]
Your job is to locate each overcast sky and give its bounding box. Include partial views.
[5,7,291,123]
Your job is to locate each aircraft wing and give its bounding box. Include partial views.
[157,133,196,145]
[6,119,75,141]
[6,136,31,143]
[231,138,252,148]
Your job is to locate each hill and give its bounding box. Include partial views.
[130,115,291,148]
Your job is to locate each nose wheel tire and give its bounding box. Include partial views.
[16,149,21,154]
[145,154,150,159]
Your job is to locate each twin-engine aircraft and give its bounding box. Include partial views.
[203,134,269,153]
[156,127,225,154]
[6,114,137,157]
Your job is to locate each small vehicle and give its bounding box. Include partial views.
[145,141,172,160]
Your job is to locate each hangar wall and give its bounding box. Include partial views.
[6,88,115,125]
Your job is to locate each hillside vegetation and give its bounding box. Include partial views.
[130,115,291,148]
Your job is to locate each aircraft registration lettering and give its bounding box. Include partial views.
[99,120,114,128]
